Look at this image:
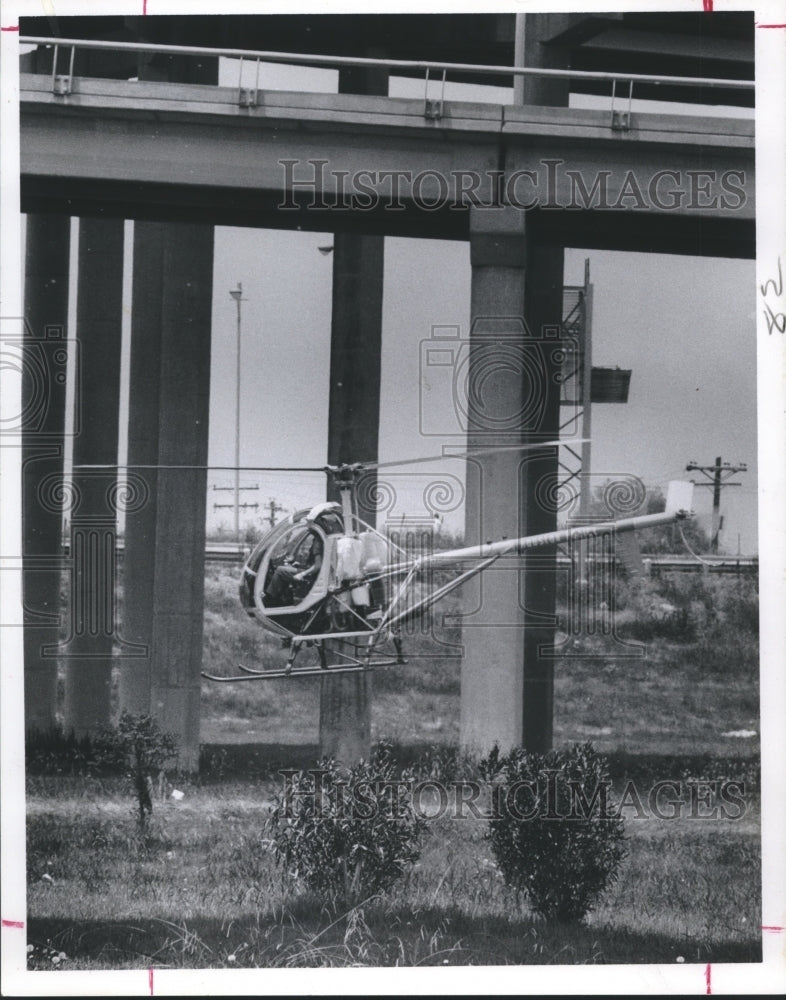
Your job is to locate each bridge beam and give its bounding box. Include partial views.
[19,77,754,258]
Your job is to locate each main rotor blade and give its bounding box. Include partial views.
[362,439,587,472]
[72,463,327,472]
[74,440,584,474]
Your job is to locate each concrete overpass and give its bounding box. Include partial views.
[20,66,754,255]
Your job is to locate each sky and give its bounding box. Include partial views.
[202,61,758,552]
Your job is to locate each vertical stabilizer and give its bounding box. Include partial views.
[666,480,695,516]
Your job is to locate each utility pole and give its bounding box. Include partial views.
[229,282,246,544]
[685,457,747,553]
[265,498,285,529]
[211,481,259,541]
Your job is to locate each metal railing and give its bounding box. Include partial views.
[21,35,754,125]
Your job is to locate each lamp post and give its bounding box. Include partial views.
[229,282,245,545]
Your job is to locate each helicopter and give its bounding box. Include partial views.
[201,455,696,683]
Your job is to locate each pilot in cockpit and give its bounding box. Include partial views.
[265,528,324,606]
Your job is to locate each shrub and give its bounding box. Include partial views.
[269,743,427,905]
[93,712,179,831]
[25,724,96,776]
[480,742,626,923]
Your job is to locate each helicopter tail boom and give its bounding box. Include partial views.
[420,480,695,569]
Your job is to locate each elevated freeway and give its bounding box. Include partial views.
[20,55,754,255]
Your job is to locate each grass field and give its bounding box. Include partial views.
[25,565,761,969]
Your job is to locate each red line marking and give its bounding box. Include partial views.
[762,924,785,931]
[757,23,786,28]
[1,25,20,31]
[149,967,154,996]
[705,962,712,994]
[143,0,147,15]
[1,919,24,928]
[703,0,713,12]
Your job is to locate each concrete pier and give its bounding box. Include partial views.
[22,214,71,734]
[320,63,388,765]
[460,208,529,754]
[62,217,124,739]
[119,221,214,770]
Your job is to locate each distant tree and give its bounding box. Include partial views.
[637,487,711,555]
[585,482,710,555]
[205,520,231,543]
[243,521,265,545]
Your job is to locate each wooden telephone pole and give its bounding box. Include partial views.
[685,457,747,553]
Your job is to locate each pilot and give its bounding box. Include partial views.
[266,529,324,606]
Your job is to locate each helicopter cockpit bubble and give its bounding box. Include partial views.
[261,521,325,608]
[305,501,344,534]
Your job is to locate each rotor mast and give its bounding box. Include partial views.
[328,463,364,536]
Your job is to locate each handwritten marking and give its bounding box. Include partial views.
[762,924,785,932]
[761,257,783,298]
[1,919,24,928]
[705,962,712,994]
[149,966,154,996]
[703,0,713,11]
[757,23,786,28]
[1,25,20,31]
[760,257,785,335]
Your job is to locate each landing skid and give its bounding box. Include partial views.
[201,634,406,683]
[201,663,369,682]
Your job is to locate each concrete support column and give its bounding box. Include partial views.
[460,211,564,755]
[460,208,528,755]
[22,214,71,734]
[513,13,585,106]
[327,62,387,524]
[320,63,388,765]
[322,230,383,763]
[62,218,124,738]
[326,233,385,521]
[319,665,372,765]
[520,239,564,753]
[119,222,213,770]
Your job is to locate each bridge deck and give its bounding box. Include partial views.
[20,74,755,254]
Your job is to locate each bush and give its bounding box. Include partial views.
[93,712,179,831]
[480,742,626,923]
[25,724,96,776]
[269,743,427,905]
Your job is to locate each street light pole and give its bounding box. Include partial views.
[229,282,245,545]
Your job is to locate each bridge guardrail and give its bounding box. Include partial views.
[20,35,754,128]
